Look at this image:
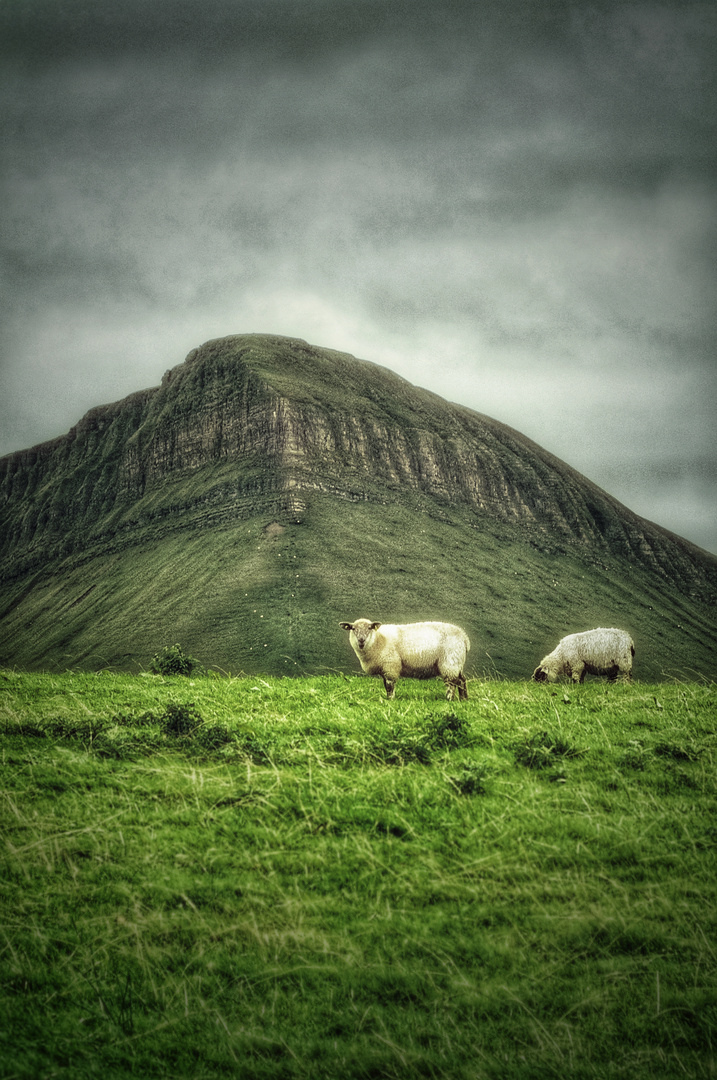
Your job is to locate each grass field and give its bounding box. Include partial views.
[1,669,715,1079]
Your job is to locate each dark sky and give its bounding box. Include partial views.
[2,0,716,552]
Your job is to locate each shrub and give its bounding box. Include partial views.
[150,644,200,677]
[162,702,203,736]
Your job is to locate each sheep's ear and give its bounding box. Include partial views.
[339,622,354,631]
[369,622,382,630]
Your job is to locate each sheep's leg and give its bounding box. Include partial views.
[457,673,468,701]
[382,675,396,699]
[444,680,456,702]
[572,661,586,683]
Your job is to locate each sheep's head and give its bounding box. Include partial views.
[532,665,549,682]
[339,619,381,651]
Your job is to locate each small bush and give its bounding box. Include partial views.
[150,644,200,677]
[162,702,203,736]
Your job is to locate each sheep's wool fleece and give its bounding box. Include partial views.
[541,628,633,672]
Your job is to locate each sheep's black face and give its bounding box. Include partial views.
[532,666,547,682]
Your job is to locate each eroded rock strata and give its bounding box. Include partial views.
[1,334,715,602]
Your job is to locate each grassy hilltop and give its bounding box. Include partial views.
[1,669,715,1079]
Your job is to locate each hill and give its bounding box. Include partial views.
[0,333,715,678]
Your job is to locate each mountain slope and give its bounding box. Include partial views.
[1,334,715,679]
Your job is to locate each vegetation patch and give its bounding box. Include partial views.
[423,710,474,750]
[513,728,586,770]
[445,761,490,796]
[0,671,715,1079]
[149,643,201,676]
[161,701,203,735]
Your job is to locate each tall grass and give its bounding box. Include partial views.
[1,670,715,1078]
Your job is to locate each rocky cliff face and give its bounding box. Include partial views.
[1,334,715,602]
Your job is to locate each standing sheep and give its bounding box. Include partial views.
[339,619,470,700]
[532,628,635,683]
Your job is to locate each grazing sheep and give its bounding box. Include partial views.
[532,628,635,684]
[339,618,470,700]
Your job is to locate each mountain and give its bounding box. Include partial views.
[1,333,715,679]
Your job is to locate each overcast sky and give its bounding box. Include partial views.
[1,0,715,553]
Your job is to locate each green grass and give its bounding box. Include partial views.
[1,670,716,1079]
[1,494,716,681]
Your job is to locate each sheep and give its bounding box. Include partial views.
[339,618,470,700]
[532,628,635,684]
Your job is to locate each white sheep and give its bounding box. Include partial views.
[339,618,470,700]
[532,628,635,684]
